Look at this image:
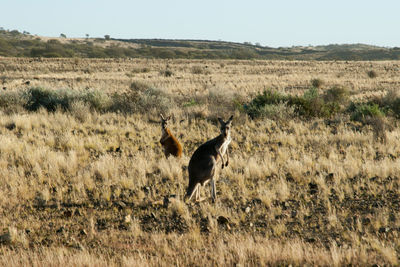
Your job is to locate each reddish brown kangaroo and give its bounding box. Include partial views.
[159,114,183,158]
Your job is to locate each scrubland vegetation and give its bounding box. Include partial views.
[1,57,400,265]
[2,29,400,60]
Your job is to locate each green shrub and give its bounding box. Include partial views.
[245,88,339,119]
[23,87,111,112]
[24,87,74,111]
[82,90,111,111]
[244,90,289,118]
[348,103,384,122]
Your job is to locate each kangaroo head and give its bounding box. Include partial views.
[218,115,233,138]
[160,114,171,129]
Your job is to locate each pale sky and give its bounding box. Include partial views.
[2,0,399,47]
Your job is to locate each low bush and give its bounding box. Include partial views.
[137,87,175,114]
[0,90,26,111]
[191,66,210,75]
[130,81,151,92]
[348,102,385,122]
[245,88,340,119]
[23,87,112,112]
[323,86,350,105]
[24,87,74,111]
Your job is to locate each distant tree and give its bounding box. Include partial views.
[23,31,30,35]
[104,35,110,40]
[60,33,67,38]
[85,34,89,39]
[255,42,262,47]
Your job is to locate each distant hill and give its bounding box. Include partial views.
[1,29,399,60]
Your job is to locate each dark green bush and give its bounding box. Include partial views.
[23,87,111,112]
[244,90,289,118]
[24,87,73,111]
[245,88,341,119]
[348,103,384,122]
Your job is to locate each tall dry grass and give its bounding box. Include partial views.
[0,58,399,265]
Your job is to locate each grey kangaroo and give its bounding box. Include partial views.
[185,115,233,203]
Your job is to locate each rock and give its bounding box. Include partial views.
[245,207,251,213]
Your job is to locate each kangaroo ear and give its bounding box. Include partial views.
[166,115,171,121]
[218,117,224,125]
[160,113,165,120]
[228,115,233,122]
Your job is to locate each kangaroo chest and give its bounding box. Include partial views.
[219,136,231,156]
[160,129,170,143]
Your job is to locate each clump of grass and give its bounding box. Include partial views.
[253,102,296,121]
[311,78,324,88]
[109,81,152,113]
[137,87,175,114]
[131,67,150,74]
[130,81,151,92]
[161,69,173,77]
[0,90,26,113]
[323,85,350,105]
[367,70,378,78]
[182,99,199,108]
[191,66,210,75]
[69,100,91,122]
[367,116,387,143]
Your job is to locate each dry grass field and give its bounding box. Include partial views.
[1,57,400,266]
